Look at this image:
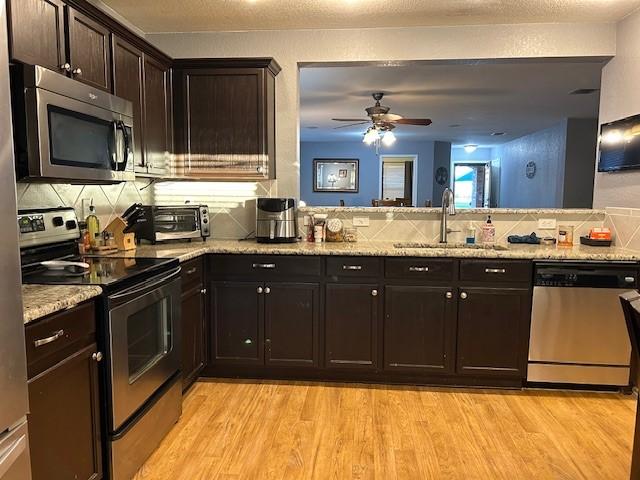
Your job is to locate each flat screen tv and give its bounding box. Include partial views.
[598,113,640,172]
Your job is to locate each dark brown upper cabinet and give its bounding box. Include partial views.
[65,6,111,91]
[112,35,144,167]
[7,0,67,72]
[173,59,280,180]
[142,55,172,176]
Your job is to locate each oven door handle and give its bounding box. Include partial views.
[108,266,181,304]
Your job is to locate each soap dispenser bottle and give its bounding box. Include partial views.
[481,215,496,244]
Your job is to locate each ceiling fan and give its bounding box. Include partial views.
[331,92,433,131]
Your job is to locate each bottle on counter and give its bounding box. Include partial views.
[481,215,496,244]
[86,202,100,247]
[465,222,476,245]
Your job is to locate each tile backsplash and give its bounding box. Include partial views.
[604,207,640,251]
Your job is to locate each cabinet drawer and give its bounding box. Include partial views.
[181,257,204,292]
[385,258,455,281]
[459,260,532,284]
[326,257,381,277]
[25,301,96,379]
[209,255,322,278]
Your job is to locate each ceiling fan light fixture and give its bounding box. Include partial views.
[464,144,478,153]
[363,127,379,145]
[382,130,396,146]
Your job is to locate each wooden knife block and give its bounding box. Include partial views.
[103,217,136,251]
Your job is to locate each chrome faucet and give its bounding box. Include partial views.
[439,188,457,243]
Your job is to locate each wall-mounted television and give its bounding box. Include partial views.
[598,113,640,172]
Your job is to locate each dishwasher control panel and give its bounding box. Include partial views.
[534,262,638,288]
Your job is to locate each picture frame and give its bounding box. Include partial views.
[313,159,359,193]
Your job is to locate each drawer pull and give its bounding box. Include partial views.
[342,265,363,271]
[371,289,378,297]
[34,329,65,348]
[446,292,453,299]
[252,263,276,269]
[92,352,103,362]
[409,266,429,272]
[460,292,468,300]
[264,287,271,294]
[257,287,264,294]
[185,267,197,275]
[485,268,506,274]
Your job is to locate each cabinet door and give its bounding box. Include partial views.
[264,283,319,367]
[456,287,531,377]
[8,0,66,71]
[112,35,144,168]
[179,68,268,179]
[210,281,264,366]
[384,285,455,374]
[28,344,102,480]
[66,6,111,91]
[325,283,379,370]
[143,55,172,175]
[181,286,206,390]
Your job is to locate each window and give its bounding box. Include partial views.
[453,162,491,209]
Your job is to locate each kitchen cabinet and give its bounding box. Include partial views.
[325,283,379,370]
[265,283,319,367]
[141,54,172,175]
[384,285,455,374]
[173,59,280,180]
[25,301,102,480]
[66,6,111,91]
[7,0,66,72]
[456,287,531,377]
[112,35,144,167]
[181,258,206,391]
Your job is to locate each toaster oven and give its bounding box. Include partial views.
[123,204,210,243]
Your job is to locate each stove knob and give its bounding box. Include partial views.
[66,220,77,230]
[203,218,208,224]
[52,216,64,227]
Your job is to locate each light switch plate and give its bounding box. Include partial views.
[353,216,370,227]
[538,218,557,230]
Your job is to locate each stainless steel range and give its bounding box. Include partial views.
[19,207,182,480]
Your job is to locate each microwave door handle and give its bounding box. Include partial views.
[115,121,130,171]
[110,121,119,171]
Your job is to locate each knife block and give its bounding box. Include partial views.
[104,217,136,251]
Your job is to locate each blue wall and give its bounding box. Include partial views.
[300,141,436,206]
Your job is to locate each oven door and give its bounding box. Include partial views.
[107,267,181,432]
[153,208,202,241]
[27,87,134,183]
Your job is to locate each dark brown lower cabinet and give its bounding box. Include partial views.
[265,283,319,367]
[456,287,531,377]
[181,285,206,390]
[384,285,455,374]
[28,343,102,480]
[210,281,264,366]
[325,283,379,370]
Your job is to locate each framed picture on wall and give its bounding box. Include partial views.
[313,159,359,193]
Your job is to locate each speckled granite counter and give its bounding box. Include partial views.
[22,284,102,325]
[119,240,640,263]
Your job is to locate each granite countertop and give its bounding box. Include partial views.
[120,239,640,263]
[22,284,103,325]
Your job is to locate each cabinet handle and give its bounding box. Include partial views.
[264,287,271,294]
[485,268,506,274]
[257,286,263,294]
[60,63,71,72]
[186,267,197,275]
[342,265,362,271]
[446,292,453,299]
[244,339,253,344]
[72,67,82,76]
[34,329,64,348]
[460,292,468,300]
[371,289,378,297]
[409,266,429,272]
[252,263,276,269]
[92,352,103,362]
[200,288,207,294]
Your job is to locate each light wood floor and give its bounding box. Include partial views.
[133,379,636,480]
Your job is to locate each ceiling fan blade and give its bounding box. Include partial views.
[333,122,370,129]
[332,118,370,122]
[392,118,433,126]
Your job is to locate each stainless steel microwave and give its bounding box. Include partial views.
[11,64,135,183]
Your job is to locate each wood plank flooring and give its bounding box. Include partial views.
[133,380,636,480]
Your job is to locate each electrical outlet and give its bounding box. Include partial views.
[538,218,557,230]
[353,216,370,227]
[303,215,311,226]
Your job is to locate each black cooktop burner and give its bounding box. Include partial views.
[21,254,178,292]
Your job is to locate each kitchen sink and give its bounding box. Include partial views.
[394,242,509,251]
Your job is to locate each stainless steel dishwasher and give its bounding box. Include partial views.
[528,261,638,387]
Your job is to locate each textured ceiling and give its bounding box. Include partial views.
[98,0,640,33]
[299,60,604,145]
